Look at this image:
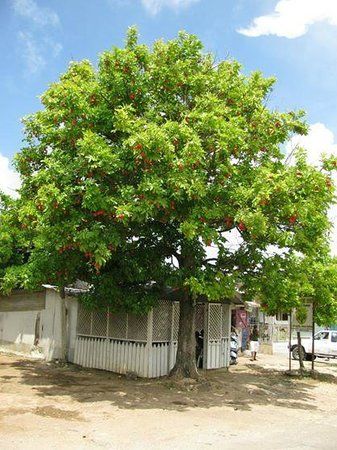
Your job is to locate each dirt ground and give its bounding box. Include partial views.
[1,351,337,450]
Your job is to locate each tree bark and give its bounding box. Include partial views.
[297,331,304,375]
[170,292,199,379]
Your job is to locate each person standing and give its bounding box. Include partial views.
[250,325,259,361]
[195,329,204,368]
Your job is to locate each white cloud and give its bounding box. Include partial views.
[44,38,63,57]
[141,0,199,15]
[18,31,45,75]
[286,122,337,166]
[12,0,59,27]
[286,123,337,255]
[238,0,337,39]
[0,154,21,198]
[13,1,62,74]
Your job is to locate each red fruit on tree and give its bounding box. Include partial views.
[238,221,246,232]
[93,210,105,217]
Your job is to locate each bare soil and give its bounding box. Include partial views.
[1,351,337,449]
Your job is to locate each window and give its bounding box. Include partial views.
[314,331,329,340]
[331,332,337,343]
[276,312,289,321]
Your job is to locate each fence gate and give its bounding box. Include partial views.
[205,303,230,369]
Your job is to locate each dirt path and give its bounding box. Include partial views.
[1,352,337,449]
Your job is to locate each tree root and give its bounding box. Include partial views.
[169,363,201,381]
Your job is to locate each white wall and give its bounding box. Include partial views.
[0,289,78,361]
[0,309,40,353]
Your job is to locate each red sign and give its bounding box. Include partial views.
[236,309,248,328]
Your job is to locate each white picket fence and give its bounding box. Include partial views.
[74,335,229,377]
[74,336,178,378]
[206,337,230,369]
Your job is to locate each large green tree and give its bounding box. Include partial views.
[1,29,337,377]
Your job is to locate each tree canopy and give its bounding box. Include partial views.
[1,28,337,376]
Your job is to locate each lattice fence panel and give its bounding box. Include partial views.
[108,312,127,339]
[127,313,148,341]
[92,310,108,337]
[208,303,222,340]
[172,302,180,341]
[222,304,230,338]
[152,299,171,341]
[195,303,204,331]
[77,304,92,335]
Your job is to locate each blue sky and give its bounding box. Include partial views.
[1,0,337,197]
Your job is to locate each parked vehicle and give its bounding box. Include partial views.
[290,330,337,360]
[230,332,239,365]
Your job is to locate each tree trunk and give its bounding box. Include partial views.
[297,331,304,375]
[170,293,199,379]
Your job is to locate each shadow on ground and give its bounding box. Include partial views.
[1,354,333,413]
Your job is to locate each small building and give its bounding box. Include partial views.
[0,287,235,378]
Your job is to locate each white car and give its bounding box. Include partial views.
[290,330,337,360]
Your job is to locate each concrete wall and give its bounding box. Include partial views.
[0,289,78,361]
[66,296,78,362]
